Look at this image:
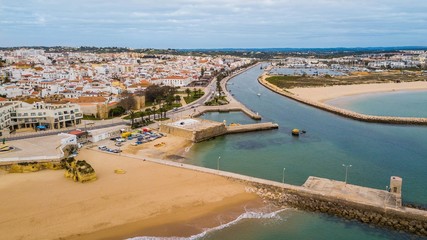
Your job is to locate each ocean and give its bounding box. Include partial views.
[134,65,427,239]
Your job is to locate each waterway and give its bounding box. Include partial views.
[183,64,427,239]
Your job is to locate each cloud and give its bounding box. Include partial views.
[0,0,426,48]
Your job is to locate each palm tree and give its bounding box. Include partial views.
[151,106,157,120]
[139,111,146,125]
[145,108,152,121]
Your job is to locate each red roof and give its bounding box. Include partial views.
[68,130,86,136]
[0,97,7,101]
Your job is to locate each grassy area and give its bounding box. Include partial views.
[265,72,427,89]
[204,96,229,106]
[184,91,204,104]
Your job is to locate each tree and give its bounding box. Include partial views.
[185,88,191,98]
[145,108,152,121]
[151,106,157,120]
[119,92,137,128]
[174,95,181,104]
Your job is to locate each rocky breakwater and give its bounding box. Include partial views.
[258,75,427,125]
[62,158,97,183]
[247,184,427,236]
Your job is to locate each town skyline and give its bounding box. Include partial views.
[1,0,427,49]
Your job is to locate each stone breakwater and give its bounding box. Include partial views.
[248,184,427,236]
[258,75,427,125]
[115,151,427,237]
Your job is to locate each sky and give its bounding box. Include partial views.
[0,0,426,49]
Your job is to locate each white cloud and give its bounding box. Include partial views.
[0,0,426,48]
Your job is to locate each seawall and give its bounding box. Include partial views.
[258,75,427,125]
[97,149,427,237]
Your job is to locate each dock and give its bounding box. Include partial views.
[226,122,278,134]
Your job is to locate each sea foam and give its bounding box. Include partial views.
[128,208,287,240]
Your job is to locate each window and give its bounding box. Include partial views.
[31,113,36,116]
[23,113,28,116]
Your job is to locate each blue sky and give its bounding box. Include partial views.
[0,0,426,48]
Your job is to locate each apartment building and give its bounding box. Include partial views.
[0,100,83,131]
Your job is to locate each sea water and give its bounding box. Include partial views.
[184,65,427,239]
[326,90,427,118]
[134,65,427,239]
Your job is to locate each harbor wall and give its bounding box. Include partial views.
[159,122,227,142]
[194,107,262,120]
[226,122,279,134]
[251,183,427,236]
[258,75,427,125]
[112,151,427,237]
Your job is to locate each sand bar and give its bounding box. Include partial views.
[287,81,427,102]
[0,148,259,240]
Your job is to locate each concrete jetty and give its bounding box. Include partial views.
[258,75,427,125]
[226,122,279,134]
[193,106,262,120]
[159,118,278,142]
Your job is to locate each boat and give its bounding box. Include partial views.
[291,129,300,136]
[257,93,261,97]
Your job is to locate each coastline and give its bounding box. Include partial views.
[0,147,261,240]
[258,74,427,125]
[287,81,427,103]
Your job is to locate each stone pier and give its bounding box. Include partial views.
[112,150,427,237]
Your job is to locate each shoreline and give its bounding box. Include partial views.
[67,193,263,240]
[0,147,262,240]
[288,81,427,103]
[258,74,427,125]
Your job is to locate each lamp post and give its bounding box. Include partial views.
[342,164,352,185]
[282,168,286,183]
[217,156,221,170]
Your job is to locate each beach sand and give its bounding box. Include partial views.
[287,81,427,102]
[0,148,261,240]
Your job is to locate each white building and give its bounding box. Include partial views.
[0,101,83,131]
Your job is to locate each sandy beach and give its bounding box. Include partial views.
[287,81,427,103]
[0,147,261,240]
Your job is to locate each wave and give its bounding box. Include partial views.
[128,208,288,240]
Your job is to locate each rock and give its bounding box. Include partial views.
[62,158,97,183]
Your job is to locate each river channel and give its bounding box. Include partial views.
[182,64,427,239]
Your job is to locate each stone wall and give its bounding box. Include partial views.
[159,122,227,142]
[159,124,195,141]
[249,183,427,236]
[193,124,227,142]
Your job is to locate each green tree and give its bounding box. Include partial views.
[174,95,181,103]
[185,88,191,98]
[151,106,157,120]
[145,108,152,121]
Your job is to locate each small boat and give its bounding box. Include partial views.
[257,93,261,97]
[292,129,300,136]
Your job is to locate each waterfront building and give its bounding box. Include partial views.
[0,100,83,132]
